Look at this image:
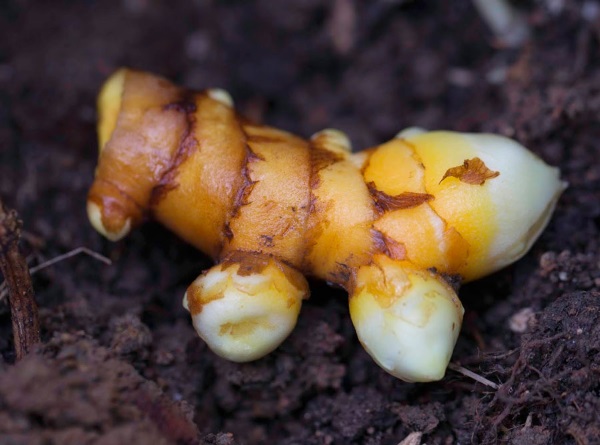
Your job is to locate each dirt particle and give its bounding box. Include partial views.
[508,307,536,333]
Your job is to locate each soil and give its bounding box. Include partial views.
[1,1,599,444]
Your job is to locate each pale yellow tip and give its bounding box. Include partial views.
[349,257,463,382]
[311,128,352,154]
[395,127,427,139]
[184,259,308,362]
[97,69,126,151]
[86,201,131,242]
[461,133,566,275]
[207,88,234,107]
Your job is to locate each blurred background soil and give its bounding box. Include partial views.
[1,1,599,444]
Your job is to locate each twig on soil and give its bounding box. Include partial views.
[29,246,112,273]
[0,198,40,360]
[0,246,112,301]
[448,362,499,389]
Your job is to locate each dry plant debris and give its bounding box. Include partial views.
[0,198,40,360]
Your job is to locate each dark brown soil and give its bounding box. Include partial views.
[1,1,599,444]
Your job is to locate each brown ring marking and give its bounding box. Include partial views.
[148,90,200,208]
[300,137,346,273]
[220,118,262,246]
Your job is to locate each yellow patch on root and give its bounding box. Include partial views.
[404,131,498,281]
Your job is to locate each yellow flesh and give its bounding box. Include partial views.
[97,69,126,150]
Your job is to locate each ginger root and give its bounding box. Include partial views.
[88,69,565,382]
